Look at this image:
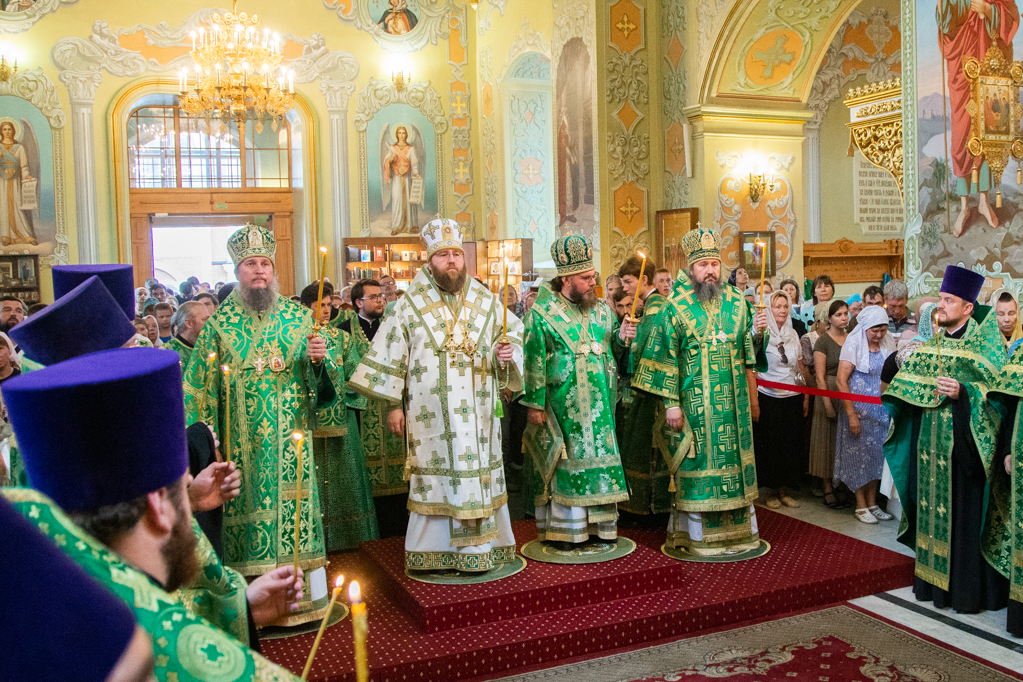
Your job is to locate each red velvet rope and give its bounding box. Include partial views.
[755,379,884,405]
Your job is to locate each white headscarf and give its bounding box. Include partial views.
[840,305,891,374]
[0,332,19,369]
[766,290,800,368]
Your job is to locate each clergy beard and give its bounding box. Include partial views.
[689,269,722,302]
[162,489,199,592]
[431,264,467,294]
[239,278,279,312]
[567,287,597,311]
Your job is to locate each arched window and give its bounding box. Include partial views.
[126,94,291,189]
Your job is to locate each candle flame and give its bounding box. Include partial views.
[221,365,229,374]
[349,580,361,601]
[335,574,344,588]
[319,246,327,254]
[637,251,646,259]
[755,240,766,248]
[208,352,216,362]
[292,431,303,442]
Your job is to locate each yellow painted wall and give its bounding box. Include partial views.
[0,0,483,297]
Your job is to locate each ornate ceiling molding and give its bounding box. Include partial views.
[0,68,65,128]
[504,17,551,77]
[0,0,79,35]
[322,0,455,53]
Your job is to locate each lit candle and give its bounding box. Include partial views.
[221,365,231,463]
[315,246,328,329]
[350,581,368,682]
[502,257,510,341]
[292,431,304,578]
[199,26,204,47]
[190,31,196,50]
[301,574,344,680]
[756,240,767,308]
[629,250,647,321]
[216,63,221,88]
[288,70,294,93]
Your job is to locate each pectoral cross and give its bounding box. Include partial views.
[253,355,267,376]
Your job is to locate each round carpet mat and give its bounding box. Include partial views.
[520,537,637,564]
[661,539,771,563]
[258,602,349,641]
[405,555,528,585]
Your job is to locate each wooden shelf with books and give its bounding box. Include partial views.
[477,239,534,294]
[342,237,477,289]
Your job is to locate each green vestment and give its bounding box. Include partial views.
[178,517,251,645]
[3,488,301,682]
[883,309,1009,591]
[632,277,765,554]
[521,286,628,542]
[183,291,336,625]
[614,291,675,515]
[312,325,379,551]
[163,336,194,367]
[990,351,1023,605]
[343,316,408,496]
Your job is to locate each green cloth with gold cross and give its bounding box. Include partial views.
[3,487,302,682]
[612,290,678,515]
[182,289,338,625]
[311,324,379,552]
[632,275,766,554]
[990,348,1023,607]
[884,308,1009,592]
[521,285,629,539]
[340,314,409,497]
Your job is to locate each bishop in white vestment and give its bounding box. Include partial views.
[349,219,524,572]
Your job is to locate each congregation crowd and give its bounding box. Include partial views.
[2,218,1023,682]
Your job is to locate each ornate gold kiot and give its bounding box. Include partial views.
[844,77,903,194]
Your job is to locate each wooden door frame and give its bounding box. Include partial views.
[129,188,296,295]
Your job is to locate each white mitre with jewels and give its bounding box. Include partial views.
[421,218,464,258]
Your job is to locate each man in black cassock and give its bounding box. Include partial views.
[884,266,1011,620]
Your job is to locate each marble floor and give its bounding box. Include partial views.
[760,492,1023,674]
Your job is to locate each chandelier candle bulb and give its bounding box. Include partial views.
[350,581,369,682]
[190,31,196,50]
[301,575,345,680]
[292,431,304,578]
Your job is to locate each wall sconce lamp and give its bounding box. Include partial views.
[392,69,408,93]
[0,54,17,84]
[747,172,773,204]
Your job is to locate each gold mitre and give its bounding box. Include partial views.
[681,223,721,266]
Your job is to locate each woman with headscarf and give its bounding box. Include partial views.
[810,300,850,508]
[727,267,749,292]
[0,332,19,384]
[751,290,807,509]
[833,305,893,524]
[991,288,1023,353]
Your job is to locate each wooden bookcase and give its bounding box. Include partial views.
[477,239,534,293]
[0,254,40,304]
[342,238,477,289]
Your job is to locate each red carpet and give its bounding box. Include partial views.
[261,509,914,682]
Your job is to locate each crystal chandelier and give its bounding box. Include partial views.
[179,0,294,133]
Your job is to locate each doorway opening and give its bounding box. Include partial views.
[150,214,270,291]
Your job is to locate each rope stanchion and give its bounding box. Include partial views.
[756,379,883,405]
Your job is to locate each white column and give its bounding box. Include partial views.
[322,81,354,277]
[805,123,822,243]
[61,70,102,264]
